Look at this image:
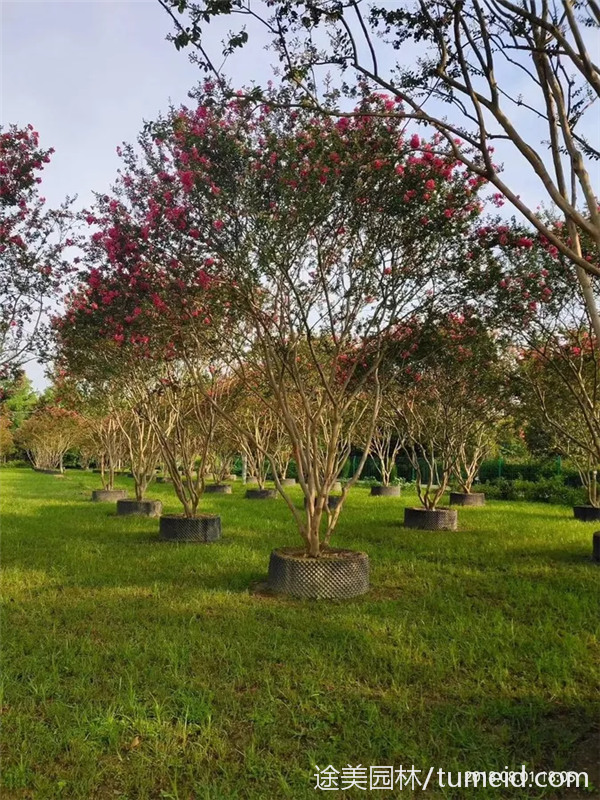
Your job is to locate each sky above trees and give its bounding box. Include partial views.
[3,0,264,388]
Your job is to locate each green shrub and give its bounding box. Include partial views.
[0,459,29,468]
[482,476,586,506]
[478,459,580,484]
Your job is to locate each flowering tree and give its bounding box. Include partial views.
[54,282,172,500]
[234,398,276,490]
[453,426,497,495]
[54,227,225,516]
[518,325,600,506]
[0,125,75,374]
[160,0,600,339]
[77,427,98,471]
[50,373,128,490]
[63,88,494,556]
[230,387,294,488]
[136,374,218,518]
[268,418,294,483]
[468,218,599,483]
[86,412,127,490]
[391,310,505,508]
[16,406,83,472]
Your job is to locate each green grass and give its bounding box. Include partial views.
[1,468,599,799]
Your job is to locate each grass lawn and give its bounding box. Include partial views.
[1,468,599,799]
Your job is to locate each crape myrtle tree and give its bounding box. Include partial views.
[54,227,232,520]
[228,372,295,487]
[207,415,238,483]
[0,125,76,374]
[55,304,179,503]
[84,410,127,490]
[118,409,162,501]
[268,418,294,482]
[360,401,407,487]
[78,427,97,471]
[160,0,600,339]
[50,363,130,493]
[198,376,241,484]
[57,269,239,517]
[469,215,599,498]
[518,325,600,506]
[50,370,128,492]
[62,370,163,500]
[71,87,493,557]
[453,421,498,494]
[234,393,279,490]
[16,406,83,472]
[62,368,162,502]
[135,367,236,517]
[391,309,504,508]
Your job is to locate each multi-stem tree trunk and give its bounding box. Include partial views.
[454,427,495,493]
[117,411,161,501]
[369,422,405,486]
[137,379,216,518]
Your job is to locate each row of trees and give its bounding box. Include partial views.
[44,87,598,556]
[18,302,599,508]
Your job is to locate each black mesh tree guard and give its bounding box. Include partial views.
[370,486,401,497]
[246,489,278,500]
[117,499,162,517]
[404,507,458,530]
[267,548,369,599]
[204,484,232,494]
[574,506,600,522]
[159,515,221,542]
[91,489,128,502]
[450,492,485,507]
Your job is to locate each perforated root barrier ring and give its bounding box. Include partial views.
[303,495,342,510]
[159,515,221,543]
[573,505,600,522]
[592,532,600,562]
[91,489,128,502]
[450,492,485,506]
[116,499,162,517]
[245,489,277,500]
[267,547,369,599]
[370,485,401,497]
[204,484,233,494]
[403,506,458,531]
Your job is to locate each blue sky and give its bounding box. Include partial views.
[1,1,270,210]
[2,1,598,389]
